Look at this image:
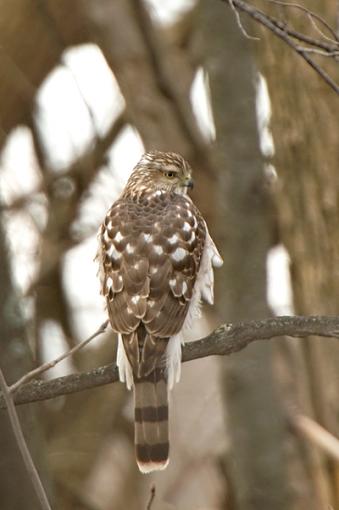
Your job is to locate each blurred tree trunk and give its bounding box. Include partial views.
[196,2,292,509]
[81,0,218,225]
[0,217,51,509]
[2,0,338,508]
[0,0,89,144]
[256,1,339,508]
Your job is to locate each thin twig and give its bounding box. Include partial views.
[0,368,52,510]
[295,47,339,57]
[291,414,339,463]
[221,0,339,94]
[296,48,339,93]
[62,57,99,134]
[261,0,339,42]
[146,484,156,510]
[307,14,339,45]
[229,0,260,40]
[2,315,339,409]
[242,1,338,52]
[253,3,338,51]
[10,320,109,394]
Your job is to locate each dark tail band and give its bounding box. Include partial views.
[134,368,169,473]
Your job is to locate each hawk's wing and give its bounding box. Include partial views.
[98,191,206,377]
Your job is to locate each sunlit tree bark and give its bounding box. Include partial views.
[257,1,339,507]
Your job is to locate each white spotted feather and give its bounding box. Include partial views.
[166,223,222,389]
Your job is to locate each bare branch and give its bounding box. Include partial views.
[146,484,156,510]
[220,0,339,94]
[0,363,120,410]
[1,315,339,409]
[292,48,339,93]
[229,0,260,40]
[261,0,339,42]
[0,368,52,510]
[307,14,339,45]
[234,0,339,52]
[295,47,339,58]
[10,320,109,394]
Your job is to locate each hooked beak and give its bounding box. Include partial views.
[183,178,194,190]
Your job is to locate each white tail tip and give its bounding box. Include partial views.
[137,459,169,474]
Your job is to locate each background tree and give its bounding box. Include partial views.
[0,1,338,509]
[257,1,339,506]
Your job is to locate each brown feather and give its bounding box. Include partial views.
[100,192,206,351]
[98,152,211,473]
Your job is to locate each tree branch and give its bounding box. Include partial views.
[221,0,339,94]
[0,110,126,214]
[261,0,339,43]
[1,315,339,409]
[10,320,109,393]
[290,414,339,463]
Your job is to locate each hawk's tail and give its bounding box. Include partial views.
[133,368,169,473]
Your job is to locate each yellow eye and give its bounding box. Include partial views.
[165,171,175,178]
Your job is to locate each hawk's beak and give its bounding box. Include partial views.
[183,178,194,189]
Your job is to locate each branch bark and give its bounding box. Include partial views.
[1,315,339,409]
[219,0,339,94]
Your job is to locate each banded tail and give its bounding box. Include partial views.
[134,368,169,473]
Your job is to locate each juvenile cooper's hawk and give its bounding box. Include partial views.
[98,151,222,473]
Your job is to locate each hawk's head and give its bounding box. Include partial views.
[124,151,194,197]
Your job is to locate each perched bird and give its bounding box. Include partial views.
[97,151,222,473]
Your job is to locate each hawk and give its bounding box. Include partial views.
[97,151,222,473]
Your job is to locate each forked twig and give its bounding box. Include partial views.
[220,0,339,94]
[10,320,109,394]
[261,0,339,42]
[307,14,339,44]
[229,0,260,40]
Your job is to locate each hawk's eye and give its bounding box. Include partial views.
[165,171,175,178]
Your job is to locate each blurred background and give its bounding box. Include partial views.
[0,0,338,509]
